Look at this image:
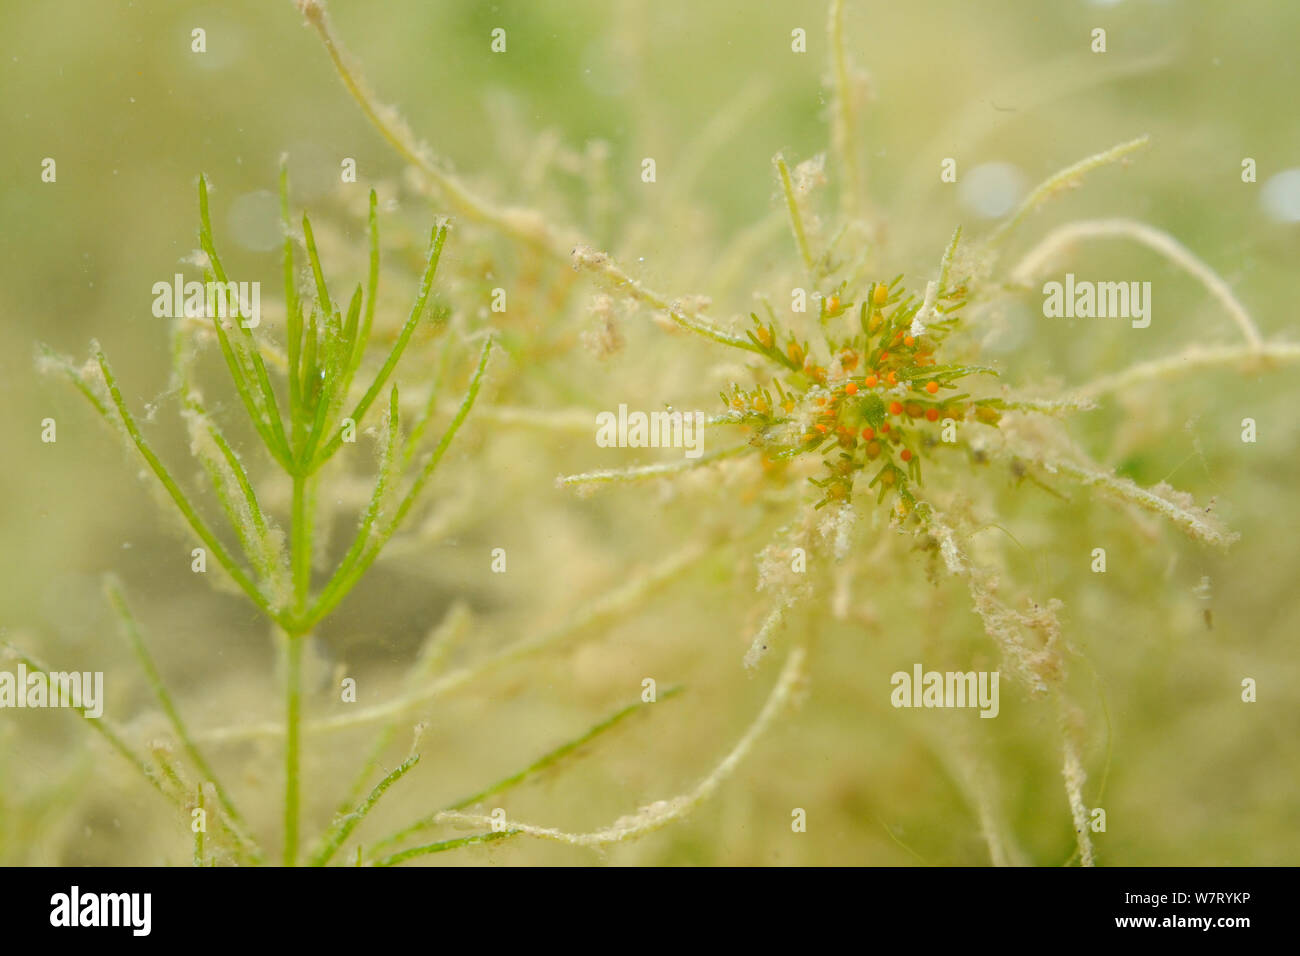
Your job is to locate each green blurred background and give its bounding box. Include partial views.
[1,0,1297,865]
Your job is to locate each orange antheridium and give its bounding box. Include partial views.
[721,267,1005,509]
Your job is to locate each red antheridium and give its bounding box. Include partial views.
[725,265,1004,509]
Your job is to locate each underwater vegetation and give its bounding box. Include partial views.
[5,0,1297,866]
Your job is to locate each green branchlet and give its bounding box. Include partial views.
[43,169,485,635]
[37,168,523,865]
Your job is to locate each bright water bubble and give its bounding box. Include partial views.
[958,162,1027,219]
[1261,168,1300,223]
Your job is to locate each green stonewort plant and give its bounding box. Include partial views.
[31,169,508,865]
[13,0,1299,868]
[563,140,1257,864]
[276,0,1299,866]
[713,235,993,512]
[27,157,799,865]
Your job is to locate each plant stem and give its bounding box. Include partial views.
[569,247,761,355]
[283,630,303,866]
[372,831,516,867]
[1006,217,1263,348]
[828,0,864,219]
[774,155,816,277]
[299,0,570,258]
[284,473,312,866]
[985,136,1149,253]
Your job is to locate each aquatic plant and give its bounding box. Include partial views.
[16,0,1297,867]
[28,157,803,864]
[283,0,1297,866]
[34,169,505,864]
